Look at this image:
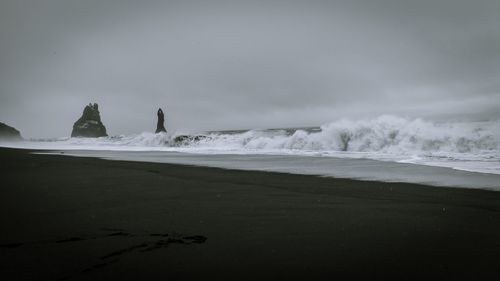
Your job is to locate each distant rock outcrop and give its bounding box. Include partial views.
[173,135,207,144]
[71,103,108,137]
[155,108,167,133]
[0,122,22,140]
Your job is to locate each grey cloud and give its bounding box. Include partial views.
[1,0,499,137]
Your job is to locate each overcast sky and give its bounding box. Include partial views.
[1,0,499,138]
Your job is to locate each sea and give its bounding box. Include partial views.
[2,115,500,190]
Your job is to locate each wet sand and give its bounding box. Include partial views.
[1,147,500,280]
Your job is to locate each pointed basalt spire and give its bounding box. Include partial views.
[156,108,167,133]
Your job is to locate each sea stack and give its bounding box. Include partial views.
[156,108,167,133]
[71,103,108,137]
[0,122,22,140]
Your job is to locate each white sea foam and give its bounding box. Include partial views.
[3,115,500,175]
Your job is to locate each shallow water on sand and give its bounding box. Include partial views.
[38,150,500,191]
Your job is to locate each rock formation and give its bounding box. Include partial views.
[71,103,108,137]
[0,122,22,140]
[173,134,207,144]
[155,108,167,133]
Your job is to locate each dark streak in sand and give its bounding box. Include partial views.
[0,242,24,248]
[56,237,84,243]
[2,228,207,281]
[78,233,206,280]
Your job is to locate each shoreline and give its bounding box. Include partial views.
[1,147,500,280]
[42,150,499,192]
[2,140,500,190]
[36,147,500,191]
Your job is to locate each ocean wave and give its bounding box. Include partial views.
[32,115,500,156]
[3,115,500,175]
[174,115,499,156]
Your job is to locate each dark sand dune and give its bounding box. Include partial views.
[1,147,500,280]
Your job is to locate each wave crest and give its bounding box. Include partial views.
[21,115,500,163]
[175,115,499,156]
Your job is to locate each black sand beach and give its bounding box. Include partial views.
[1,147,500,280]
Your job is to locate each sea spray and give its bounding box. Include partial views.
[3,115,500,175]
[173,115,499,156]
